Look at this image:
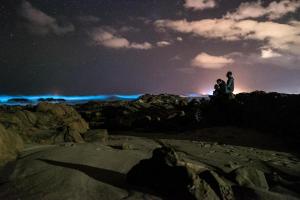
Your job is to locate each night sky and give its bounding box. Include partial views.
[1,0,300,95]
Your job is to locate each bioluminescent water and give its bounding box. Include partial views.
[0,94,208,105]
[0,94,143,105]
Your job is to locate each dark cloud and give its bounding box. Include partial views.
[19,0,74,35]
[1,0,300,95]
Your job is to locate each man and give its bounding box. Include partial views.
[226,71,234,95]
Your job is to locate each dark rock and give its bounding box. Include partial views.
[198,170,234,200]
[74,92,300,138]
[121,143,134,150]
[7,98,31,103]
[0,123,24,165]
[231,166,269,190]
[37,98,66,102]
[83,129,109,143]
[127,146,227,200]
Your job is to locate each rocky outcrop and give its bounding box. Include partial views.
[36,102,89,139]
[83,129,109,143]
[203,91,300,136]
[76,92,300,137]
[127,145,297,200]
[7,98,31,103]
[127,146,234,200]
[0,132,299,200]
[231,166,269,190]
[37,98,66,102]
[76,94,193,130]
[0,123,24,166]
[0,102,89,144]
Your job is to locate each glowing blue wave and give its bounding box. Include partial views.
[115,94,142,100]
[0,94,143,104]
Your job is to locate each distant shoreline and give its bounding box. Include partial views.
[0,94,209,106]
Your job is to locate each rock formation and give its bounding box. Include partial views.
[127,146,234,200]
[0,102,89,145]
[75,92,300,137]
[0,93,299,199]
[0,123,24,166]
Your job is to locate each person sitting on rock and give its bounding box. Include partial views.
[213,84,220,96]
[217,79,226,95]
[212,79,226,97]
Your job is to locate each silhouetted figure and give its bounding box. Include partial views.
[213,84,220,96]
[226,71,235,98]
[217,79,226,95]
[213,79,226,97]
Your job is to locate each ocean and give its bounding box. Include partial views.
[0,94,209,106]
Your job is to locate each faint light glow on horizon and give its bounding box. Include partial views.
[185,93,202,97]
[198,86,250,95]
[198,88,214,95]
[233,86,250,94]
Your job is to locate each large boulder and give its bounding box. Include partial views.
[231,167,269,190]
[0,123,24,166]
[0,143,156,200]
[0,103,89,144]
[83,129,109,143]
[35,103,89,143]
[36,102,74,118]
[126,146,232,200]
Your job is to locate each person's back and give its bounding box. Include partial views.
[213,84,220,96]
[217,79,226,95]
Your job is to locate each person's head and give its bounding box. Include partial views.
[216,79,223,84]
[226,71,233,78]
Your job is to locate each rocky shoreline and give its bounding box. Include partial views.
[75,92,300,135]
[0,92,300,199]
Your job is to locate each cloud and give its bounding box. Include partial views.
[225,0,300,20]
[156,41,171,47]
[184,0,216,11]
[20,1,74,35]
[155,18,300,55]
[191,52,234,69]
[258,53,300,69]
[261,49,282,58]
[130,42,152,49]
[90,28,152,50]
[177,37,183,41]
[232,51,300,69]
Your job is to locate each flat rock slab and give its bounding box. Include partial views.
[0,143,157,200]
[0,134,300,200]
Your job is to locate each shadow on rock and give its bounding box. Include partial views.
[38,159,127,189]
